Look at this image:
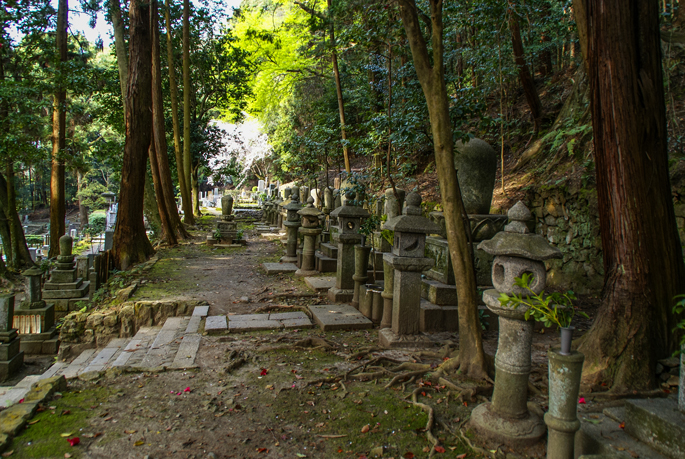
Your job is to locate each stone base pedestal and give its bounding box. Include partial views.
[421,279,458,306]
[19,328,59,354]
[419,299,459,332]
[294,269,318,277]
[378,328,432,349]
[280,255,298,263]
[327,287,354,304]
[315,252,336,272]
[470,402,546,448]
[0,350,24,382]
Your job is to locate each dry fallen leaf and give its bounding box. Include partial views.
[28,420,40,425]
[1,451,13,457]
[134,440,145,447]
[434,445,446,453]
[361,424,370,433]
[124,430,136,434]
[60,433,73,438]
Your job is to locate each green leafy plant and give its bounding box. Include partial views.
[235,229,244,241]
[498,273,588,329]
[213,229,222,239]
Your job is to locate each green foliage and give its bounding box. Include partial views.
[235,229,244,241]
[498,273,588,329]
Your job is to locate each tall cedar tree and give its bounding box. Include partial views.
[575,0,685,389]
[398,0,489,380]
[151,0,189,242]
[113,0,154,269]
[182,0,195,219]
[49,0,68,257]
[164,0,193,223]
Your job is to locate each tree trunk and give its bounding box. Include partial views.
[113,0,154,270]
[182,0,196,219]
[110,0,128,118]
[575,0,685,390]
[508,0,543,134]
[191,165,200,216]
[151,0,189,241]
[77,170,89,228]
[164,0,193,224]
[147,140,176,245]
[327,0,351,174]
[0,170,33,269]
[49,0,68,258]
[143,172,162,238]
[398,0,489,380]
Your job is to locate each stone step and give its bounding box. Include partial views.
[421,279,457,306]
[42,282,90,300]
[305,276,336,292]
[137,317,189,368]
[262,262,298,274]
[315,252,336,273]
[320,242,338,259]
[82,338,128,374]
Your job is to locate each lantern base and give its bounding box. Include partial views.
[378,328,432,349]
[470,402,546,448]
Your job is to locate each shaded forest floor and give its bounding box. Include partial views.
[5,221,609,459]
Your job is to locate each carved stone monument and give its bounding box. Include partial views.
[295,197,323,277]
[379,192,439,348]
[0,294,23,381]
[14,267,59,354]
[42,234,90,317]
[281,187,301,263]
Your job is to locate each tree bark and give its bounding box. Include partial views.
[0,170,33,269]
[151,0,189,242]
[398,0,488,380]
[164,0,193,224]
[113,0,154,270]
[191,165,200,216]
[147,140,177,245]
[182,0,196,218]
[143,172,162,238]
[508,0,543,135]
[576,0,685,390]
[327,0,351,174]
[110,0,128,118]
[77,170,89,228]
[49,0,68,258]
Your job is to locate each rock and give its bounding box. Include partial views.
[116,283,138,302]
[658,356,680,368]
[666,375,679,387]
[370,446,384,457]
[240,296,249,303]
[453,138,497,214]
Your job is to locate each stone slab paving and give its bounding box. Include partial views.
[112,339,143,367]
[262,262,298,274]
[269,312,308,321]
[228,314,267,321]
[304,276,336,292]
[171,334,201,369]
[139,317,189,368]
[309,304,374,331]
[228,319,282,332]
[205,315,228,334]
[280,318,313,329]
[62,348,98,379]
[185,316,202,334]
[192,306,209,317]
[114,327,160,368]
[82,338,128,373]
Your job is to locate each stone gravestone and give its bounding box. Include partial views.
[281,188,301,263]
[327,191,369,303]
[42,234,90,317]
[0,294,23,381]
[379,192,439,348]
[14,267,59,354]
[295,197,323,277]
[454,137,497,214]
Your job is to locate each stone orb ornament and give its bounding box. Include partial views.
[59,234,73,256]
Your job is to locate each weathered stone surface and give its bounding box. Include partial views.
[204,316,228,334]
[269,312,308,321]
[305,276,335,292]
[378,328,431,349]
[192,306,209,317]
[624,398,685,459]
[421,279,457,306]
[576,412,668,458]
[453,138,497,214]
[309,304,373,331]
[228,319,281,332]
[262,262,298,274]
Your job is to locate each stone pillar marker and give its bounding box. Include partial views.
[470,201,562,448]
[295,197,323,277]
[351,245,371,309]
[42,234,91,315]
[14,266,59,354]
[209,195,238,245]
[379,192,439,348]
[281,188,301,263]
[0,294,23,381]
[327,191,369,303]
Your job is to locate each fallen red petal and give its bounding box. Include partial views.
[67,437,80,446]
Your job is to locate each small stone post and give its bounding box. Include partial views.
[295,197,322,277]
[384,188,405,219]
[380,259,394,329]
[76,256,89,281]
[281,188,301,263]
[0,294,23,381]
[545,349,584,459]
[327,191,369,303]
[470,202,562,447]
[379,192,439,348]
[351,245,371,309]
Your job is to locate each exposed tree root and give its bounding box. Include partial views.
[409,387,440,457]
[385,369,432,389]
[346,346,380,360]
[305,376,342,386]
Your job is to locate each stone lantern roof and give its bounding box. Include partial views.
[477,201,561,261]
[298,197,322,228]
[330,191,370,219]
[383,192,440,234]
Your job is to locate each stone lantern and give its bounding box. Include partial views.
[379,192,440,348]
[296,197,323,277]
[14,266,58,354]
[0,294,23,381]
[281,188,302,263]
[273,193,284,228]
[278,187,291,231]
[327,191,369,303]
[469,201,561,447]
